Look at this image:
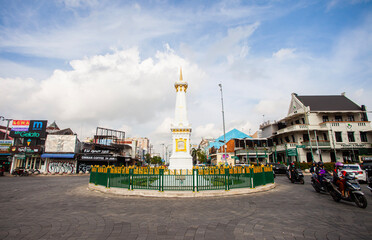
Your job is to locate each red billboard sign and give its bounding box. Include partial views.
[12,120,30,126]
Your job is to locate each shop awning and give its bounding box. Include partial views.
[41,153,75,159]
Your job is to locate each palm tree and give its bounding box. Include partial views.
[197,150,207,164]
[191,147,207,165]
[191,148,197,165]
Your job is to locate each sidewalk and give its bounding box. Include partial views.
[88,183,276,198]
[2,172,90,177]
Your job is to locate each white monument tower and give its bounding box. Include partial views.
[168,68,193,170]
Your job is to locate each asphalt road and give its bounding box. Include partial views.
[0,174,371,240]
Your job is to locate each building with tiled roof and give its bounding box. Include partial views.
[260,93,372,164]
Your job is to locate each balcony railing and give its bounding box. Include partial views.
[275,124,309,134]
[319,121,370,130]
[301,141,330,147]
[235,149,268,155]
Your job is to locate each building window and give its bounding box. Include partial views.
[335,116,342,122]
[322,116,329,122]
[347,132,355,142]
[347,115,354,121]
[302,118,305,124]
[335,132,342,142]
[323,133,328,141]
[295,120,300,124]
[303,134,309,142]
[285,136,290,142]
[292,135,296,142]
[360,132,368,142]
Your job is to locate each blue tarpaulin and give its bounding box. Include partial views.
[41,153,75,159]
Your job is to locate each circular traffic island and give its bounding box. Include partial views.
[88,165,276,198]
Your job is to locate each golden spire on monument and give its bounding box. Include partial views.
[175,67,188,91]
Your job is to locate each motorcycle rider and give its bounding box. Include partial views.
[310,162,317,178]
[316,162,325,182]
[289,162,296,181]
[333,162,346,197]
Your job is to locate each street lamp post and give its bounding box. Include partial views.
[218,84,227,165]
[244,138,249,165]
[161,143,165,162]
[305,110,314,162]
[0,116,12,140]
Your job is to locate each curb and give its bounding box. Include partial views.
[2,173,90,177]
[88,183,276,198]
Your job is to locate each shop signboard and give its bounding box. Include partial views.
[83,149,110,154]
[10,146,41,154]
[80,155,117,161]
[45,135,77,153]
[11,120,30,132]
[0,140,13,149]
[337,143,367,148]
[9,120,47,138]
[0,140,13,154]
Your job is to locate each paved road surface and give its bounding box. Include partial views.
[0,175,371,239]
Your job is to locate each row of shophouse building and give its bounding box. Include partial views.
[203,93,372,165]
[1,92,372,171]
[0,121,150,174]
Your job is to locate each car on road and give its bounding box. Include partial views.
[270,163,287,174]
[341,164,367,182]
[360,161,372,178]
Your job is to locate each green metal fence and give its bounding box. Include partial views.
[89,165,274,192]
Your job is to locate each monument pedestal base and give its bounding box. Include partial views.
[168,154,193,170]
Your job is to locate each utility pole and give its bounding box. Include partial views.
[218,84,227,165]
[305,110,314,162]
[0,116,12,140]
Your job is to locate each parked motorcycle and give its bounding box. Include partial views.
[29,169,40,175]
[288,168,305,184]
[329,174,368,208]
[11,168,29,176]
[311,170,332,193]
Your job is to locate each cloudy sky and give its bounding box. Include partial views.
[1,0,371,153]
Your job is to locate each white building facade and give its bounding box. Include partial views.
[262,93,372,163]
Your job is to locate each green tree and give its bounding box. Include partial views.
[191,148,197,164]
[151,156,162,165]
[191,148,207,164]
[145,153,151,165]
[197,150,207,163]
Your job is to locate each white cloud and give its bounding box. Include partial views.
[0,47,205,145]
[0,4,182,60]
[0,59,51,80]
[1,1,372,154]
[206,23,259,64]
[193,123,219,140]
[254,99,289,120]
[272,48,296,60]
[61,0,98,8]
